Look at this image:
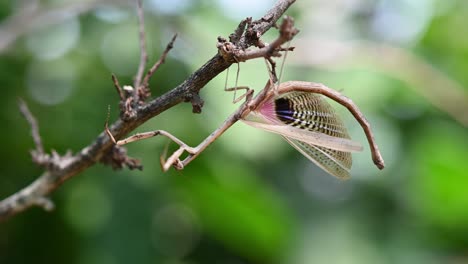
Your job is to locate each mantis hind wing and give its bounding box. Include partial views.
[283,137,352,179]
[242,119,363,152]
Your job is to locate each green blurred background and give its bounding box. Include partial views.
[1,0,468,263]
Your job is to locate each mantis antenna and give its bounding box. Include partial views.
[233,62,241,103]
[278,40,291,86]
[223,62,242,103]
[224,66,230,93]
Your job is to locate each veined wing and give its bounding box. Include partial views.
[242,119,362,152]
[242,90,361,178]
[283,137,352,179]
[243,91,363,152]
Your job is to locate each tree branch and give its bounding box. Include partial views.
[18,99,44,156]
[0,0,297,222]
[142,34,177,90]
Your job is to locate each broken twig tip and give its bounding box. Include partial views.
[35,197,55,211]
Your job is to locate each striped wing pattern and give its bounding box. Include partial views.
[283,137,352,179]
[245,91,357,179]
[276,92,353,179]
[274,92,350,138]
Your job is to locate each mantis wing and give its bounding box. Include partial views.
[283,137,352,179]
[242,119,362,152]
[242,91,361,178]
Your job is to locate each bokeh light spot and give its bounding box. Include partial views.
[64,181,112,235]
[147,0,191,15]
[27,58,76,105]
[372,0,434,44]
[100,24,141,76]
[94,6,130,23]
[299,160,355,203]
[217,0,274,21]
[151,203,201,258]
[26,17,80,60]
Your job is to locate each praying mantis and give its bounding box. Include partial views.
[106,65,385,179]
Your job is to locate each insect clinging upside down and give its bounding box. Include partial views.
[106,77,385,179]
[105,15,384,179]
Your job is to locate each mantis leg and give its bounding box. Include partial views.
[225,86,253,103]
[105,89,255,171]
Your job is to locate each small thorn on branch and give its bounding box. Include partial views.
[34,197,54,211]
[189,93,204,114]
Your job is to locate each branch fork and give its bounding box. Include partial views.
[0,0,303,221]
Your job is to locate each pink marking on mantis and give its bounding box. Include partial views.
[258,98,280,124]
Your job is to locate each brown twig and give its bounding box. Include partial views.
[141,33,178,90]
[112,73,136,119]
[17,99,55,167]
[0,0,297,222]
[111,74,125,101]
[133,0,147,101]
[18,99,44,155]
[229,17,251,44]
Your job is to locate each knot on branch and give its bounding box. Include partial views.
[31,149,76,181]
[184,92,204,114]
[243,22,262,48]
[216,37,240,63]
[100,145,143,170]
[217,16,299,64]
[111,75,138,121]
[279,16,299,41]
[137,85,151,102]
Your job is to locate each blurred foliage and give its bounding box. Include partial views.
[1,0,468,264]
